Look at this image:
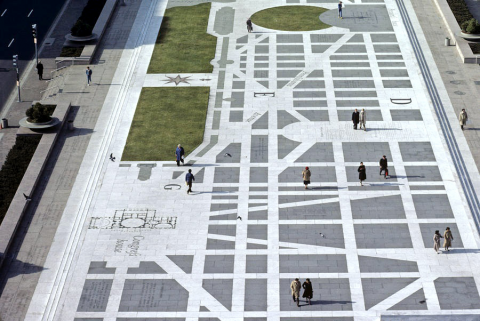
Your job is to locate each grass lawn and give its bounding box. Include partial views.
[147,3,217,73]
[122,87,210,161]
[251,6,331,31]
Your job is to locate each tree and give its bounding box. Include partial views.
[25,103,52,123]
[461,18,480,34]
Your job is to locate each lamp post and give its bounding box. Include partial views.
[32,24,38,66]
[12,55,21,102]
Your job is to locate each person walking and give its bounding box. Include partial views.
[459,109,468,130]
[302,166,311,190]
[290,278,301,307]
[359,108,366,131]
[86,66,93,86]
[444,227,454,251]
[338,1,343,19]
[379,155,388,179]
[433,230,443,254]
[185,169,195,194]
[37,61,44,80]
[175,144,185,166]
[352,108,360,130]
[246,17,253,33]
[358,162,366,186]
[302,278,313,305]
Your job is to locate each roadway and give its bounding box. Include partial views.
[0,0,67,111]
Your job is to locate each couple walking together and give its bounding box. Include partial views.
[433,228,455,254]
[290,278,313,307]
[352,108,366,131]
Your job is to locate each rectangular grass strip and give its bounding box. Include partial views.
[122,87,210,161]
[147,3,217,73]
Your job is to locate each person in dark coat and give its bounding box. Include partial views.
[185,169,195,194]
[352,109,360,130]
[86,66,93,85]
[37,61,44,80]
[379,155,388,178]
[302,278,313,305]
[175,144,185,166]
[246,18,253,33]
[358,162,366,186]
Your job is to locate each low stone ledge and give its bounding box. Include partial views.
[0,102,71,268]
[56,0,119,65]
[432,0,479,63]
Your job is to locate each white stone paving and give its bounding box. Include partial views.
[25,0,480,320]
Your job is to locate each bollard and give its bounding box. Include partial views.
[445,37,450,46]
[1,118,8,129]
[67,120,74,131]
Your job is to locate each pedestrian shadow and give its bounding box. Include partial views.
[466,128,480,130]
[364,183,403,186]
[308,186,346,190]
[444,249,480,254]
[390,175,424,179]
[365,128,402,131]
[186,164,219,167]
[298,299,355,307]
[192,190,236,195]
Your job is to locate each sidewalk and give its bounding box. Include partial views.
[0,0,143,320]
[411,0,480,170]
[0,0,89,168]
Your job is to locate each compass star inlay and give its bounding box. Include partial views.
[164,75,190,86]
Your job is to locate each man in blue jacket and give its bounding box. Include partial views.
[185,169,195,194]
[175,144,185,166]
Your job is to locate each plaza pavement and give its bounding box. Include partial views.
[10,0,480,320]
[0,0,144,319]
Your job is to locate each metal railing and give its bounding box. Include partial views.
[40,85,59,99]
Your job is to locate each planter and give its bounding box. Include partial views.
[65,33,98,42]
[19,117,61,129]
[458,32,480,41]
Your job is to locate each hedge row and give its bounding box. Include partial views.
[446,0,474,27]
[71,0,107,37]
[59,46,84,57]
[0,136,42,225]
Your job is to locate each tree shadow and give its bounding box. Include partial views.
[0,254,46,292]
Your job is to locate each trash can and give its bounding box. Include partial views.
[445,37,450,46]
[67,120,74,131]
[1,118,8,129]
